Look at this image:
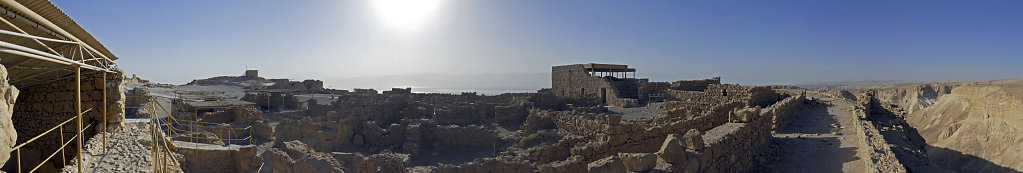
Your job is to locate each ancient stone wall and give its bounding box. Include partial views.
[666,84,779,109]
[668,77,720,91]
[638,82,670,103]
[240,92,299,111]
[8,69,124,170]
[174,143,262,173]
[516,99,742,164]
[493,104,527,124]
[263,140,412,173]
[655,93,803,172]
[852,93,909,173]
[547,93,806,173]
[191,107,262,124]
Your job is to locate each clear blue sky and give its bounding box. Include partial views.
[54,1,1023,92]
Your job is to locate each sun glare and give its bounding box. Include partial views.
[373,0,442,31]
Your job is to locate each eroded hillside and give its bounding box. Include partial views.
[845,79,1023,172]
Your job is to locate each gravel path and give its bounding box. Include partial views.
[767,92,868,172]
[611,102,665,121]
[61,121,184,173]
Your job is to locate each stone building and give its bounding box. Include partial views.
[244,69,258,78]
[552,63,644,107]
[0,1,124,172]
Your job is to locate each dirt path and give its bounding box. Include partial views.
[768,92,867,172]
[61,121,183,173]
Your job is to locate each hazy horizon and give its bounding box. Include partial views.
[55,1,1023,93]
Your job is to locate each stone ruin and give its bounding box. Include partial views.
[172,63,810,173]
[8,63,815,172]
[1,68,126,172]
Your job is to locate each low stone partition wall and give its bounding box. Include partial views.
[194,107,262,124]
[172,142,262,173]
[665,90,711,103]
[493,104,527,124]
[261,140,412,173]
[769,93,806,132]
[659,100,744,124]
[582,93,805,172]
[423,93,807,173]
[669,77,720,91]
[852,99,908,173]
[677,93,802,172]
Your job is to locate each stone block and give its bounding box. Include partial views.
[684,129,704,151]
[618,153,657,172]
[656,134,686,164]
[587,155,625,173]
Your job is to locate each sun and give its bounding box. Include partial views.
[372,0,443,31]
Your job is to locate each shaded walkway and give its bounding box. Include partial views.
[61,121,183,173]
[766,92,867,172]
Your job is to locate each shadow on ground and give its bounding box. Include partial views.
[764,101,862,173]
[868,106,1018,173]
[775,102,838,134]
[772,137,860,173]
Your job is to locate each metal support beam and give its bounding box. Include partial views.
[102,72,107,153]
[75,66,82,173]
[0,41,110,72]
[10,65,65,83]
[0,8,64,56]
[0,29,77,44]
[0,0,116,64]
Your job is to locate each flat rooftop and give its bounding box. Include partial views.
[582,63,636,72]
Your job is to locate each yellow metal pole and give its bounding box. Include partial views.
[75,66,82,173]
[16,149,20,173]
[60,125,65,165]
[102,72,107,153]
[250,127,254,145]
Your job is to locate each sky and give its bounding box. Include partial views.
[54,1,1023,93]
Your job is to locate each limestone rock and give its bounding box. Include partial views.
[587,155,625,173]
[618,153,657,172]
[105,69,126,125]
[263,148,295,173]
[0,64,17,168]
[684,129,704,151]
[265,140,345,173]
[280,140,312,159]
[657,134,687,164]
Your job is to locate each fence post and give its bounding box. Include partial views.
[102,72,107,153]
[75,66,82,173]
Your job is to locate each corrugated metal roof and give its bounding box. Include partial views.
[18,0,117,60]
[0,0,118,87]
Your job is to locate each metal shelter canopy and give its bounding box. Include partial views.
[582,63,636,72]
[0,0,118,87]
[583,63,636,78]
[0,1,122,173]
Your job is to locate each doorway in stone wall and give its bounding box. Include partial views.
[601,88,607,105]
